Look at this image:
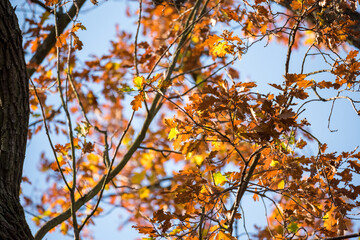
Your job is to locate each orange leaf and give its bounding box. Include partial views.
[217,231,237,240]
[131,94,143,111]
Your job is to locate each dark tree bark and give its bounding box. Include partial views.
[0,0,33,239]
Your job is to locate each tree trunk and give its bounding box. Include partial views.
[0,0,33,239]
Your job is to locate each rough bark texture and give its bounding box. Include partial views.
[0,0,33,239]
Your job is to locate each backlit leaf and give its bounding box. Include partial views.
[213,172,227,186]
[278,180,285,189]
[168,128,179,141]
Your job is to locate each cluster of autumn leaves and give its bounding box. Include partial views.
[21,0,360,239]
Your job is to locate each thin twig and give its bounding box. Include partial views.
[54,5,79,238]
[228,150,263,234]
[30,78,71,191]
[79,110,135,231]
[134,0,142,76]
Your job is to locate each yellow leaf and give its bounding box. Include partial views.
[132,172,145,184]
[139,187,150,199]
[133,76,145,89]
[122,193,135,200]
[278,180,285,189]
[32,215,42,226]
[88,153,100,163]
[213,172,227,186]
[60,222,68,234]
[211,41,231,57]
[191,35,200,43]
[217,230,237,240]
[270,160,279,167]
[168,127,179,141]
[192,155,204,166]
[140,153,153,169]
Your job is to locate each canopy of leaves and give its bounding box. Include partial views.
[16,0,360,239]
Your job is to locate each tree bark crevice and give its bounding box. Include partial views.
[0,0,33,239]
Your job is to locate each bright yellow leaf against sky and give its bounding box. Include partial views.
[211,41,230,57]
[168,127,179,141]
[213,172,227,186]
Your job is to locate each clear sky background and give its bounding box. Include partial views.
[12,0,360,239]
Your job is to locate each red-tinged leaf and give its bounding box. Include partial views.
[278,110,296,120]
[317,80,333,89]
[50,157,66,171]
[82,141,94,154]
[297,79,314,89]
[348,160,360,172]
[320,143,327,153]
[296,139,307,149]
[268,83,283,91]
[44,0,59,6]
[153,209,172,222]
[131,94,143,111]
[242,82,257,89]
[284,73,306,86]
[164,118,177,128]
[72,34,83,50]
[290,0,302,10]
[56,33,68,48]
[346,50,359,60]
[22,176,32,184]
[221,8,239,21]
[253,193,259,201]
[291,89,309,99]
[132,226,158,237]
[203,35,222,46]
[109,195,116,205]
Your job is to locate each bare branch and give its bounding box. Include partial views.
[323,232,360,240]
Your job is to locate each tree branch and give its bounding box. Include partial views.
[323,232,360,240]
[27,0,87,77]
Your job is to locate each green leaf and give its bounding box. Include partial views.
[213,172,227,186]
[287,222,299,233]
[119,86,135,92]
[75,121,91,137]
